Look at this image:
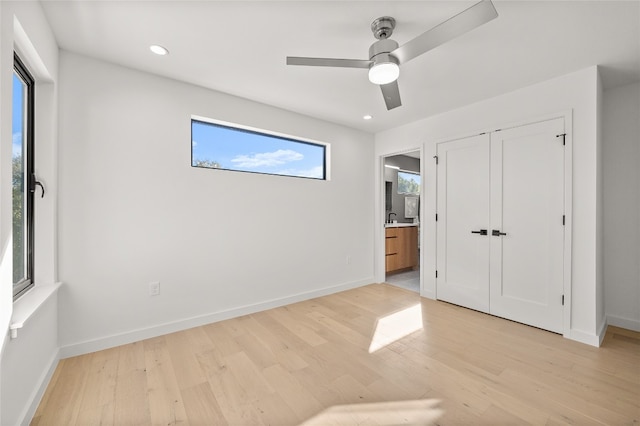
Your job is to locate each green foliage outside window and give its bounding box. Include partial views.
[398,171,420,194]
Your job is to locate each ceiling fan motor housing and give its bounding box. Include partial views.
[369,38,399,61]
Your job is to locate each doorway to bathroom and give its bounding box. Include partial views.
[383,150,422,293]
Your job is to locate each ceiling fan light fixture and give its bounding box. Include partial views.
[368,55,399,85]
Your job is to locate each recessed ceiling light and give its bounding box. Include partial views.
[363,115,373,120]
[149,45,169,56]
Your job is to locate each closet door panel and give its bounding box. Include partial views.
[489,118,565,333]
[436,134,491,313]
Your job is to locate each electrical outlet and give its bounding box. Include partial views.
[149,281,160,296]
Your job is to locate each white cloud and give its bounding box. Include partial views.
[231,149,303,168]
[192,140,198,148]
[277,165,324,179]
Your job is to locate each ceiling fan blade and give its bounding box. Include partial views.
[392,0,498,64]
[287,57,372,69]
[380,81,402,110]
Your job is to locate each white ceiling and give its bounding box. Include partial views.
[40,1,640,133]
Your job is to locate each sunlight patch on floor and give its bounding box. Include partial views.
[369,303,423,353]
[301,398,443,425]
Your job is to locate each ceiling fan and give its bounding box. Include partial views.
[286,0,498,110]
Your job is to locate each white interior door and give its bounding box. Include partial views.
[436,134,491,313]
[489,118,565,333]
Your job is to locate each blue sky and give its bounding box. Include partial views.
[12,73,24,158]
[192,121,325,179]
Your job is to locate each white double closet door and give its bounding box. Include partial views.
[436,118,565,333]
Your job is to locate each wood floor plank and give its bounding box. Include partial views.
[181,382,228,425]
[32,284,640,426]
[163,328,209,390]
[267,306,328,347]
[112,341,151,425]
[75,346,119,422]
[242,312,309,371]
[262,363,325,420]
[142,336,189,426]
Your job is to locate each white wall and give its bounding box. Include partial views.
[57,52,375,355]
[1,293,58,426]
[603,81,640,331]
[0,1,59,424]
[374,66,603,345]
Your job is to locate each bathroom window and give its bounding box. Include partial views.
[397,171,420,195]
[191,119,327,180]
[13,53,35,299]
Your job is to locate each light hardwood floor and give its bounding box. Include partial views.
[33,284,640,425]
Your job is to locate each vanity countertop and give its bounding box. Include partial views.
[385,222,419,228]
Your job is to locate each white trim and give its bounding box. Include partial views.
[59,277,373,359]
[597,318,608,346]
[428,110,575,148]
[376,148,425,297]
[16,349,60,426]
[13,17,53,82]
[427,110,575,339]
[607,314,640,332]
[569,327,602,347]
[10,283,61,339]
[190,114,329,149]
[562,110,574,340]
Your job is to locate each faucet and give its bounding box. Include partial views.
[387,212,397,223]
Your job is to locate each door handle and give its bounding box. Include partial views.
[471,229,488,235]
[492,229,507,236]
[30,174,45,198]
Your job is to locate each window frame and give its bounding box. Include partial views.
[397,169,420,195]
[190,118,328,181]
[13,52,35,300]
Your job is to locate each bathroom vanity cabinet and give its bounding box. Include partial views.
[385,225,418,273]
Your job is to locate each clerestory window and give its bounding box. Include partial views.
[191,119,327,180]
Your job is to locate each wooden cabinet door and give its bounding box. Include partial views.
[386,227,418,272]
[404,227,418,269]
[385,228,400,272]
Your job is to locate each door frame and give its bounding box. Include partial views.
[377,148,425,296]
[430,110,573,338]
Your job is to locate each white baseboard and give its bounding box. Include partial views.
[607,314,640,332]
[597,317,608,346]
[59,278,373,359]
[19,348,60,426]
[568,328,602,347]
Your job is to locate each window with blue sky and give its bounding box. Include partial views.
[13,53,35,299]
[191,119,326,180]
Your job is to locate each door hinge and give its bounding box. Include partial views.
[435,270,438,278]
[433,155,438,165]
[556,133,566,145]
[562,295,565,306]
[562,215,565,226]
[435,213,438,222]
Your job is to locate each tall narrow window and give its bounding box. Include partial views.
[13,53,35,299]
